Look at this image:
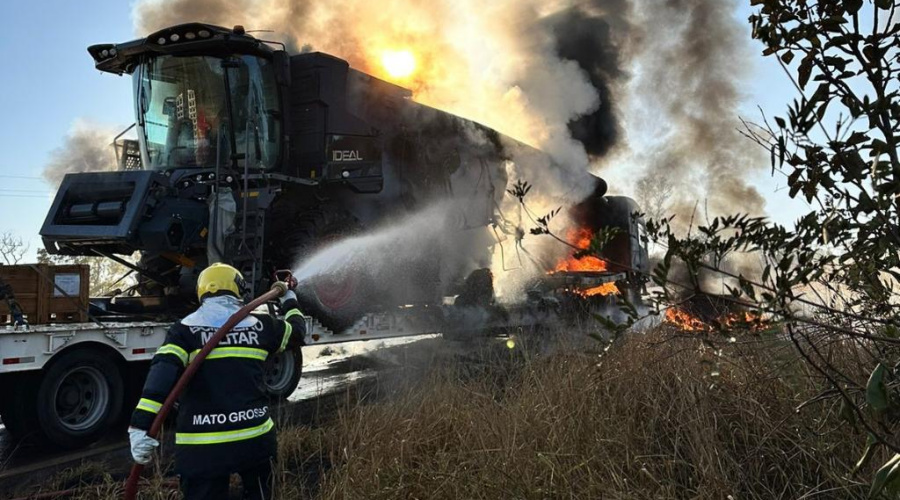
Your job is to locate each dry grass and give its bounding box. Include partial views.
[274,329,874,499]
[31,328,877,499]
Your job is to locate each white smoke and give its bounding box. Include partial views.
[42,120,120,188]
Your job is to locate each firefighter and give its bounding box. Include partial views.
[128,263,306,500]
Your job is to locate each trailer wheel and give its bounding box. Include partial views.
[263,347,303,400]
[35,349,124,448]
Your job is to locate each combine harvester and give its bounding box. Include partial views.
[0,24,649,449]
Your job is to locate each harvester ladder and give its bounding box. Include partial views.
[227,187,276,297]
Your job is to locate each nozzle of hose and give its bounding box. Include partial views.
[271,281,289,296]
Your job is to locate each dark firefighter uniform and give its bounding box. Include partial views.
[129,263,306,500]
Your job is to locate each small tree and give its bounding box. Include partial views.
[644,0,900,494]
[0,232,28,265]
[635,174,675,224]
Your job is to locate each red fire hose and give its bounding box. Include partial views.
[123,281,289,500]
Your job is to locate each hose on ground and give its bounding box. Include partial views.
[123,281,289,500]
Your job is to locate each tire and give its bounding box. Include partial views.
[35,349,124,449]
[271,208,374,332]
[263,347,303,400]
[0,373,41,441]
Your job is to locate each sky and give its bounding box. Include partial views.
[0,1,809,260]
[0,1,135,258]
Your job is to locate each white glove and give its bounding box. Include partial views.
[129,427,159,465]
[279,290,297,305]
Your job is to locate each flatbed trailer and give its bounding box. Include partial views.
[0,307,441,449]
[0,268,632,449]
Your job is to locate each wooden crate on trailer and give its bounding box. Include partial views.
[0,264,90,325]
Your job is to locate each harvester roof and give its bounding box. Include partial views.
[87,23,275,75]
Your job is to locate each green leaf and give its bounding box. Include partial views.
[781,50,795,65]
[798,56,814,89]
[875,0,891,9]
[845,0,863,13]
[854,434,877,473]
[870,454,900,497]
[866,363,889,412]
[846,132,868,147]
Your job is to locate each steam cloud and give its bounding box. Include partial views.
[42,121,120,188]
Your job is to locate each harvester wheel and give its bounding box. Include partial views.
[276,208,374,332]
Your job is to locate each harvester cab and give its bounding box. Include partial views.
[41,24,291,316]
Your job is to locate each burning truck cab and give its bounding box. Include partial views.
[40,23,647,331]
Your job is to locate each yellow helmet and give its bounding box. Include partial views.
[197,263,245,301]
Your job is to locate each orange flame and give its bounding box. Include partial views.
[665,308,765,332]
[581,282,619,297]
[552,227,619,297]
[665,308,709,331]
[554,227,608,272]
[723,311,764,330]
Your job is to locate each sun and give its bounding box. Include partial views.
[380,49,417,80]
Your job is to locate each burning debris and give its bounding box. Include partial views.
[548,227,620,298]
[665,307,712,332]
[664,294,766,333]
[581,282,619,298]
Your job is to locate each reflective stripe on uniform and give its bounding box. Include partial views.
[188,347,269,363]
[279,309,304,352]
[284,309,304,321]
[175,417,275,445]
[278,322,293,353]
[136,398,163,414]
[157,344,189,366]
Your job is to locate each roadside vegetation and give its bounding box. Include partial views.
[11,1,900,498]
[27,325,876,499]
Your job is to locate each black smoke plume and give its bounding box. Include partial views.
[547,1,638,159]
